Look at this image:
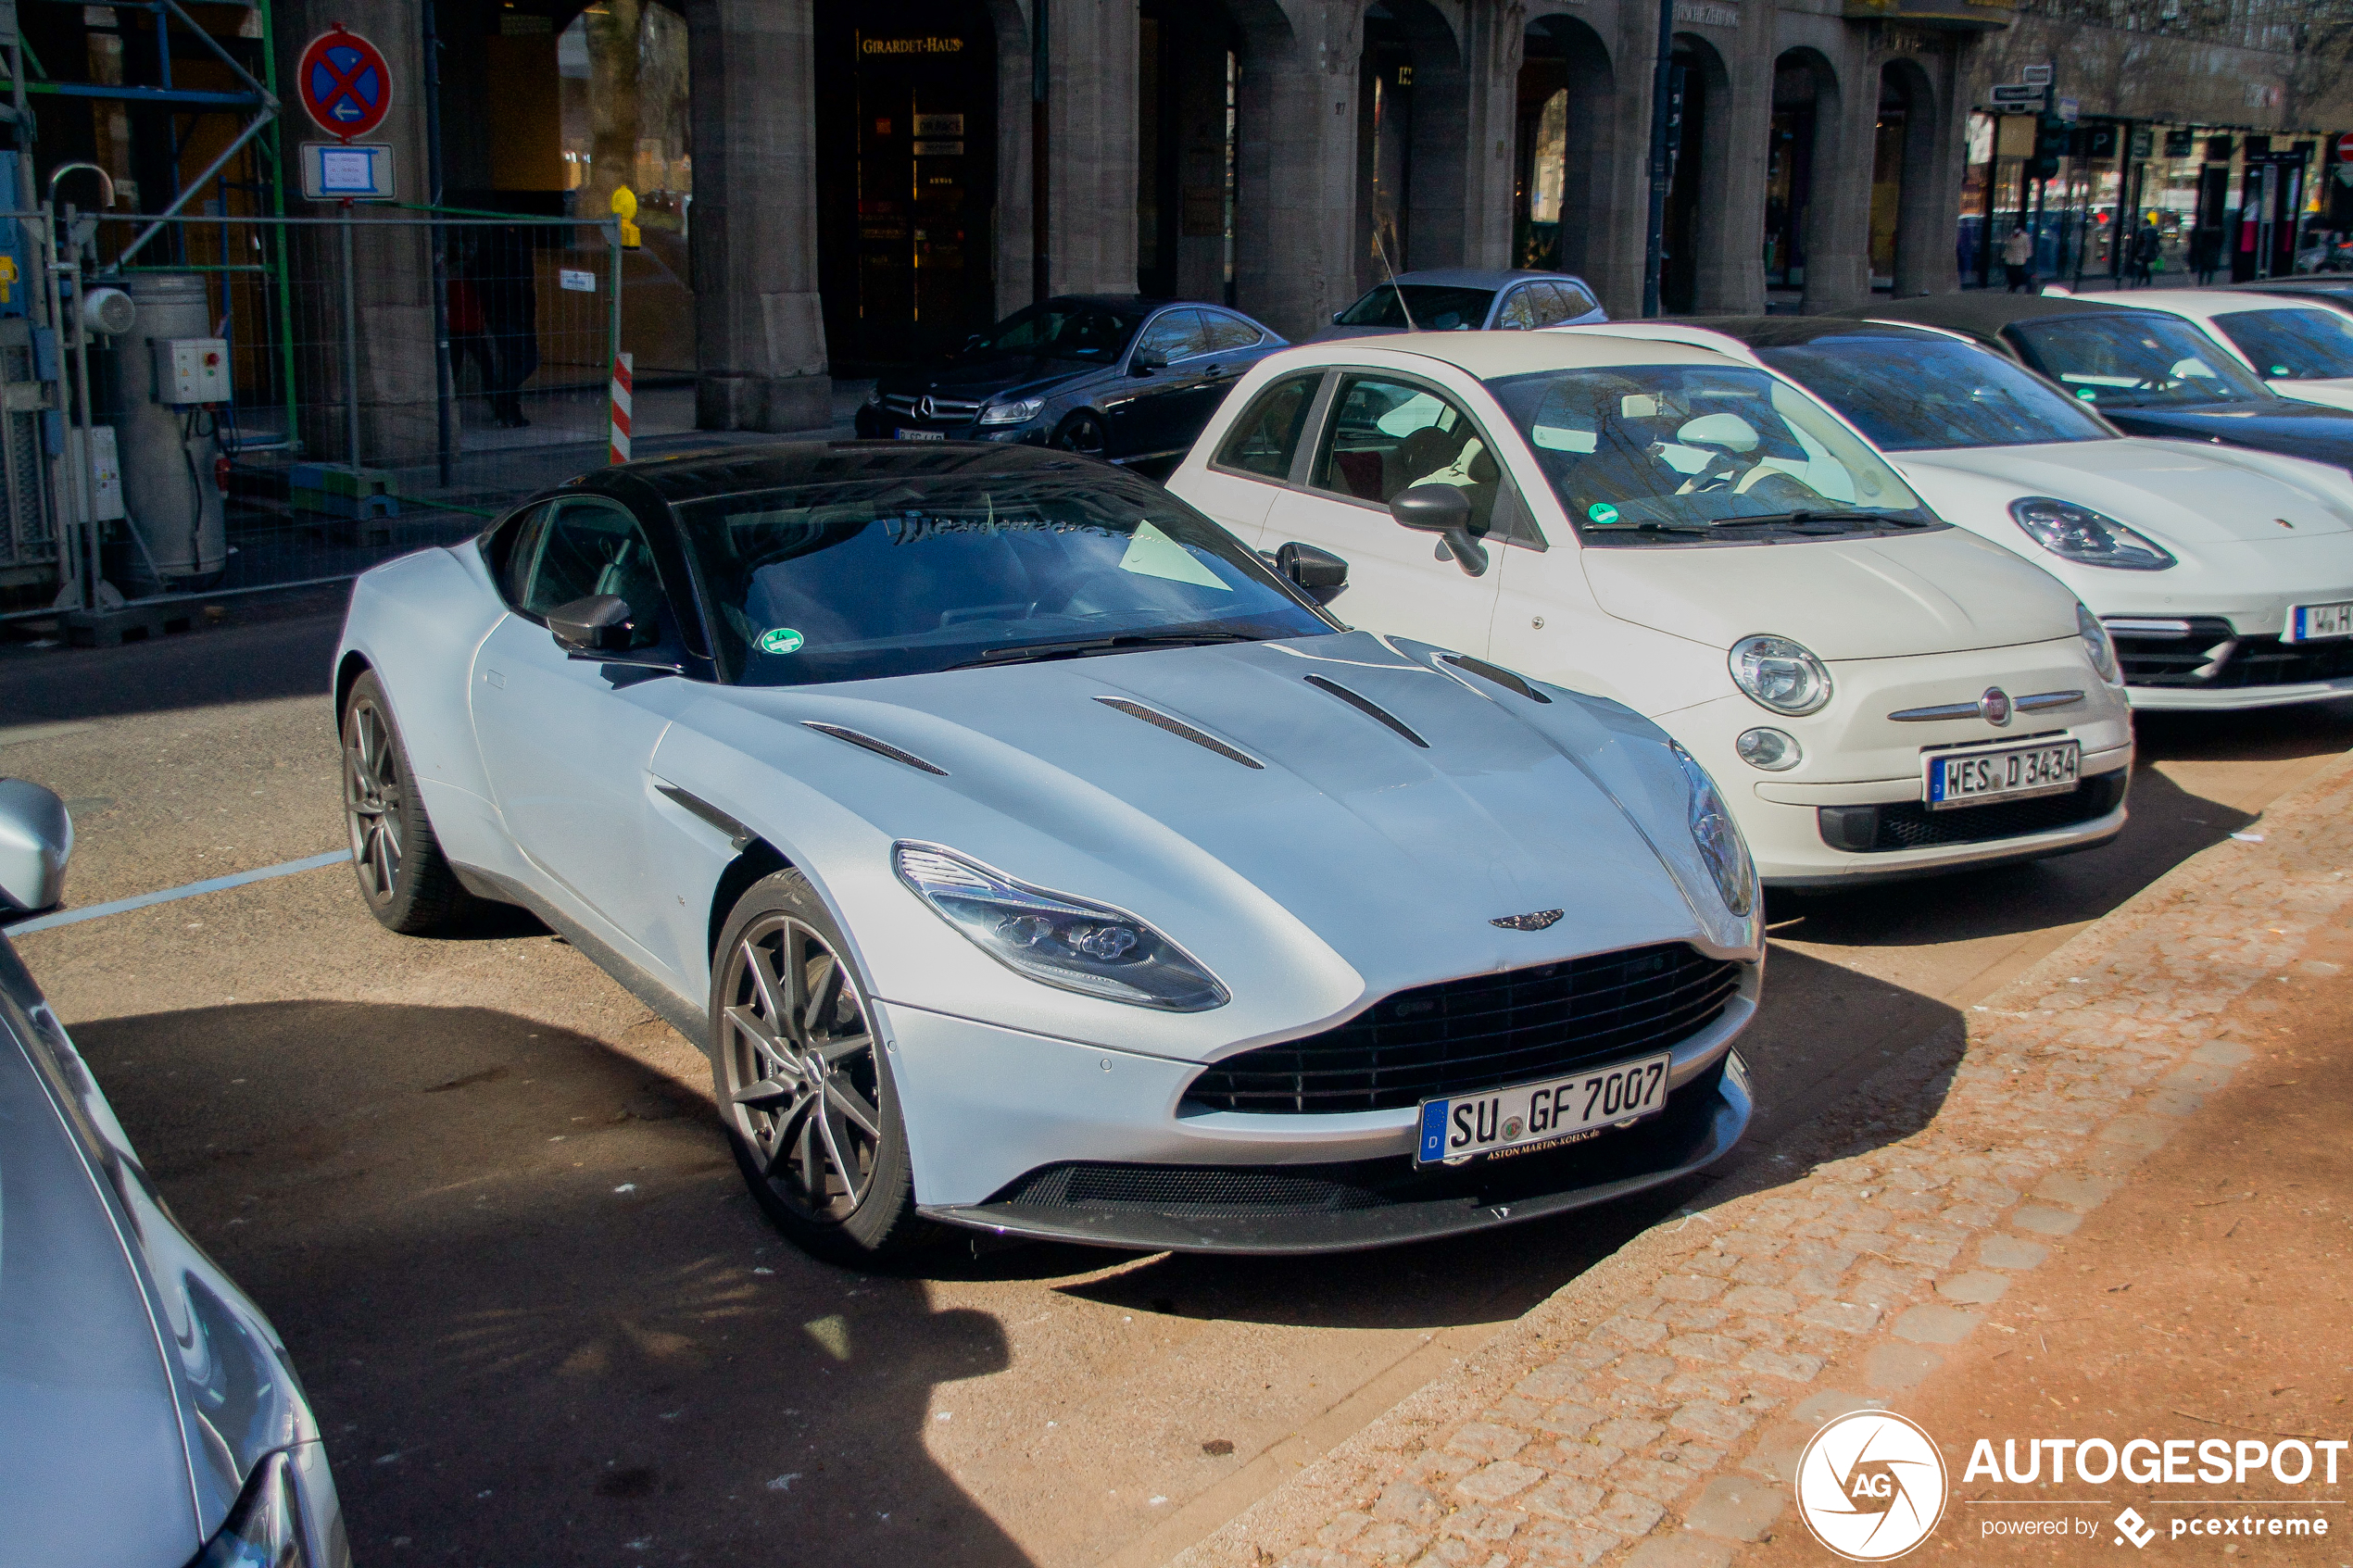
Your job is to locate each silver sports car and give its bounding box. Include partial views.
[334,443,1762,1261]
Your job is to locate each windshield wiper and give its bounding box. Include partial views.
[949,630,1265,670]
[1703,509,1931,530]
[1581,520,1714,534]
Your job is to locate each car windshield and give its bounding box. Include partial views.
[2009,313,2272,408]
[676,466,1333,686]
[1334,284,1495,331]
[1486,363,1936,543]
[1757,336,2112,451]
[2210,307,2353,381]
[966,301,1146,362]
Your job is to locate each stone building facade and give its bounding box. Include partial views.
[272,0,2336,435]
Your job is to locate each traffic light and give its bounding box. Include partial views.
[2032,117,2069,180]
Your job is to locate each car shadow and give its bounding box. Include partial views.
[69,999,1033,1568]
[0,588,347,722]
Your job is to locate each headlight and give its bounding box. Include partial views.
[2077,601,2121,684]
[1728,633,1832,716]
[192,1450,310,1567]
[1734,726,1802,771]
[2008,496,2176,570]
[977,396,1047,427]
[894,843,1228,1010]
[1672,744,1754,917]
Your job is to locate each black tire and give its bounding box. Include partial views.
[1051,411,1109,460]
[341,671,481,935]
[711,870,938,1265]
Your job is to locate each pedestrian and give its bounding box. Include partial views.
[446,234,498,421]
[2130,220,2160,287]
[2002,226,2035,294]
[470,225,540,430]
[2190,224,2222,285]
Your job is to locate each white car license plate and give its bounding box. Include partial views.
[895,428,947,442]
[1415,1052,1672,1167]
[2287,600,2353,642]
[1926,738,2081,809]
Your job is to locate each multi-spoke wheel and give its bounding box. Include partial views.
[341,671,475,934]
[712,871,932,1261]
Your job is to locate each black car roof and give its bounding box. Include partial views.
[1839,292,2167,343]
[1657,315,1947,348]
[599,439,1105,506]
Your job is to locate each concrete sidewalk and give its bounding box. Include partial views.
[1172,746,2353,1568]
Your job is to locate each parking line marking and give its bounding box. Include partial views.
[9,849,352,935]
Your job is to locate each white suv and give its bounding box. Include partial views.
[1167,332,2134,889]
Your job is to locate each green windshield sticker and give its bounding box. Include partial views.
[1587,502,1620,525]
[759,627,806,655]
[1117,520,1228,589]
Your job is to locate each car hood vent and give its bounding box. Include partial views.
[1093,696,1265,769]
[1303,674,1428,747]
[801,721,949,775]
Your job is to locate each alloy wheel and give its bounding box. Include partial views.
[1055,416,1107,458]
[343,698,404,905]
[720,914,884,1223]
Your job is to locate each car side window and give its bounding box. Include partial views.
[1199,311,1265,353]
[1214,372,1323,480]
[1308,374,1521,540]
[517,497,673,647]
[495,502,554,608]
[1525,284,1579,329]
[1135,308,1209,365]
[1554,282,1600,318]
[1495,287,1538,331]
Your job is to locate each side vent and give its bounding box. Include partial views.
[1094,697,1265,770]
[1441,654,1552,704]
[801,721,949,775]
[1303,674,1428,748]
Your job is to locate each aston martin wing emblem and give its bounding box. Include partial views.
[1490,909,1564,931]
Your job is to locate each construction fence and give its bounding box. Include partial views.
[0,209,628,627]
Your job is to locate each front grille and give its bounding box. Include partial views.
[1184,943,1743,1113]
[1820,770,2127,853]
[882,394,984,422]
[2115,619,2353,689]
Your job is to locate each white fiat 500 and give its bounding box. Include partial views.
[1570,318,2353,710]
[1168,334,2135,888]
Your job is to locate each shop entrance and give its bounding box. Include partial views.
[1513,18,1614,277]
[1139,0,1242,302]
[1766,52,1832,292]
[815,0,999,370]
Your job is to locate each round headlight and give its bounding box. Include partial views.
[1735,727,1803,771]
[2008,496,2175,571]
[1729,634,1832,716]
[2077,602,2121,684]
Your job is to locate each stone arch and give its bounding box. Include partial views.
[1767,46,1838,301]
[1661,31,1732,313]
[1516,12,1617,286]
[1877,56,1943,296]
[1355,0,1468,288]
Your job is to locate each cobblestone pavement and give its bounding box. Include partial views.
[1172,748,2353,1568]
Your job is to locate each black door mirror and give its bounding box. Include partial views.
[1130,348,1168,374]
[1390,483,1472,534]
[1275,540,1348,599]
[547,594,635,654]
[1389,484,1489,577]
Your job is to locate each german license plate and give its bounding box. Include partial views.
[2287,600,2353,642]
[1927,738,2081,809]
[1415,1052,1672,1167]
[895,427,947,442]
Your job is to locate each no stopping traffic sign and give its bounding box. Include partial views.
[298,25,394,142]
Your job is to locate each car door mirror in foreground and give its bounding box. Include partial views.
[1389,483,1489,577]
[547,594,637,654]
[1276,540,1350,598]
[0,777,72,920]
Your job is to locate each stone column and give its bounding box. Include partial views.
[1233,1,1361,341]
[685,0,830,433]
[1452,2,1524,272]
[1683,15,1768,315]
[1047,0,1142,293]
[271,0,437,464]
[1892,44,1963,296]
[1801,33,1880,313]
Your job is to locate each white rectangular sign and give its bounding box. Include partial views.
[559,269,597,294]
[299,141,396,202]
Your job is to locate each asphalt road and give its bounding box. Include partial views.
[4,599,2347,1568]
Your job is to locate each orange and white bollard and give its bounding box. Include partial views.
[608,351,634,465]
